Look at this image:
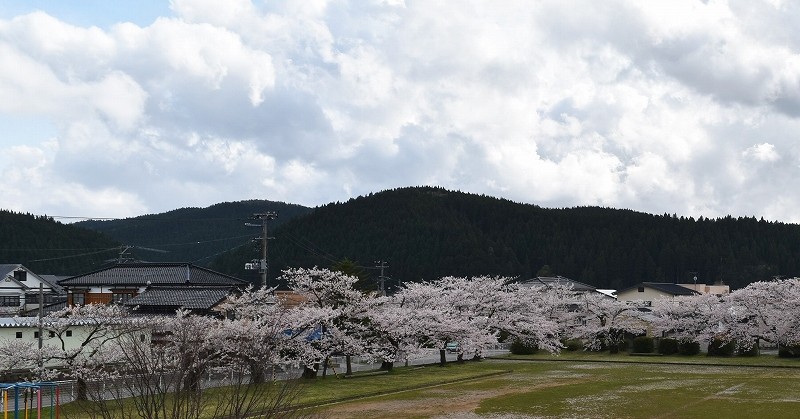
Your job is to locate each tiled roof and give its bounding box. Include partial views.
[58,263,247,287]
[125,286,234,310]
[519,276,598,292]
[0,264,23,278]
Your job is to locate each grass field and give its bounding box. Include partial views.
[312,355,800,418]
[48,353,800,418]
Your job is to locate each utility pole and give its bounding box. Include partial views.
[38,283,43,349]
[246,212,277,288]
[375,260,389,296]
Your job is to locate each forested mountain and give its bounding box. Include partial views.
[210,187,800,291]
[0,210,121,275]
[76,200,312,266]
[5,188,800,291]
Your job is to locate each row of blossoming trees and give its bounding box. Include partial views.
[1,269,798,418]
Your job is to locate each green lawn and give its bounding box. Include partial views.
[312,354,800,418]
[48,354,800,418]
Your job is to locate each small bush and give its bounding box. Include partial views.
[658,338,678,355]
[677,340,699,355]
[510,339,538,355]
[631,336,655,353]
[737,342,759,357]
[562,339,584,352]
[778,343,800,358]
[707,337,735,357]
[678,340,701,356]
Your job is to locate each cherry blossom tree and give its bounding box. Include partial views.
[570,292,646,352]
[720,278,800,351]
[650,293,725,348]
[278,267,376,378]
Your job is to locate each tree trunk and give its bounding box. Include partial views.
[439,349,446,367]
[76,376,88,401]
[456,353,464,364]
[346,355,353,376]
[302,365,318,379]
[379,361,393,371]
[249,360,264,384]
[322,356,329,378]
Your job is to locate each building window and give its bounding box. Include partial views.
[15,332,22,339]
[112,293,133,304]
[13,270,27,281]
[34,331,39,338]
[637,287,645,292]
[72,293,86,305]
[66,330,73,337]
[0,296,20,307]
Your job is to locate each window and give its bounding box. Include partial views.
[140,334,146,342]
[637,287,645,292]
[15,332,22,339]
[13,270,26,281]
[66,330,73,337]
[72,293,85,306]
[34,331,39,338]
[0,296,20,307]
[112,293,133,304]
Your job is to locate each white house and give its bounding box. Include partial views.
[616,282,700,307]
[0,264,65,316]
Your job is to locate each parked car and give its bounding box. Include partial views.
[445,342,460,353]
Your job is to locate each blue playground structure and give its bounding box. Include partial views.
[0,383,60,419]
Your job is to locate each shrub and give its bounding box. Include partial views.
[631,336,655,353]
[510,339,538,355]
[678,340,701,356]
[737,342,759,357]
[707,337,735,357]
[778,343,800,358]
[562,339,584,352]
[658,338,678,355]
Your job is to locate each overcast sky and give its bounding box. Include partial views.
[2,1,800,223]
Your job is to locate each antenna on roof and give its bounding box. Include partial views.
[116,245,169,264]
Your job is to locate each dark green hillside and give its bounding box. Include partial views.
[0,210,121,275]
[76,200,312,267]
[210,187,800,291]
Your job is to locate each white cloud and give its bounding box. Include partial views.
[2,0,800,222]
[744,143,780,162]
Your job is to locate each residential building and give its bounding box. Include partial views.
[616,282,701,307]
[0,264,65,316]
[58,262,249,310]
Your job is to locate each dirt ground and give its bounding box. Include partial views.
[315,375,580,419]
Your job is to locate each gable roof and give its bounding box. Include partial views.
[519,276,598,292]
[618,282,700,296]
[0,264,62,292]
[125,286,234,310]
[58,263,248,288]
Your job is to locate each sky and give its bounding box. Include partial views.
[1,1,800,223]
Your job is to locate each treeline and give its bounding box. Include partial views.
[6,188,800,290]
[210,187,800,290]
[77,200,312,266]
[0,210,121,275]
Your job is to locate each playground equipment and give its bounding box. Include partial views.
[0,383,59,419]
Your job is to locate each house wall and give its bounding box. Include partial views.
[1,267,59,314]
[616,287,675,305]
[0,323,152,368]
[68,286,146,305]
[677,283,730,296]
